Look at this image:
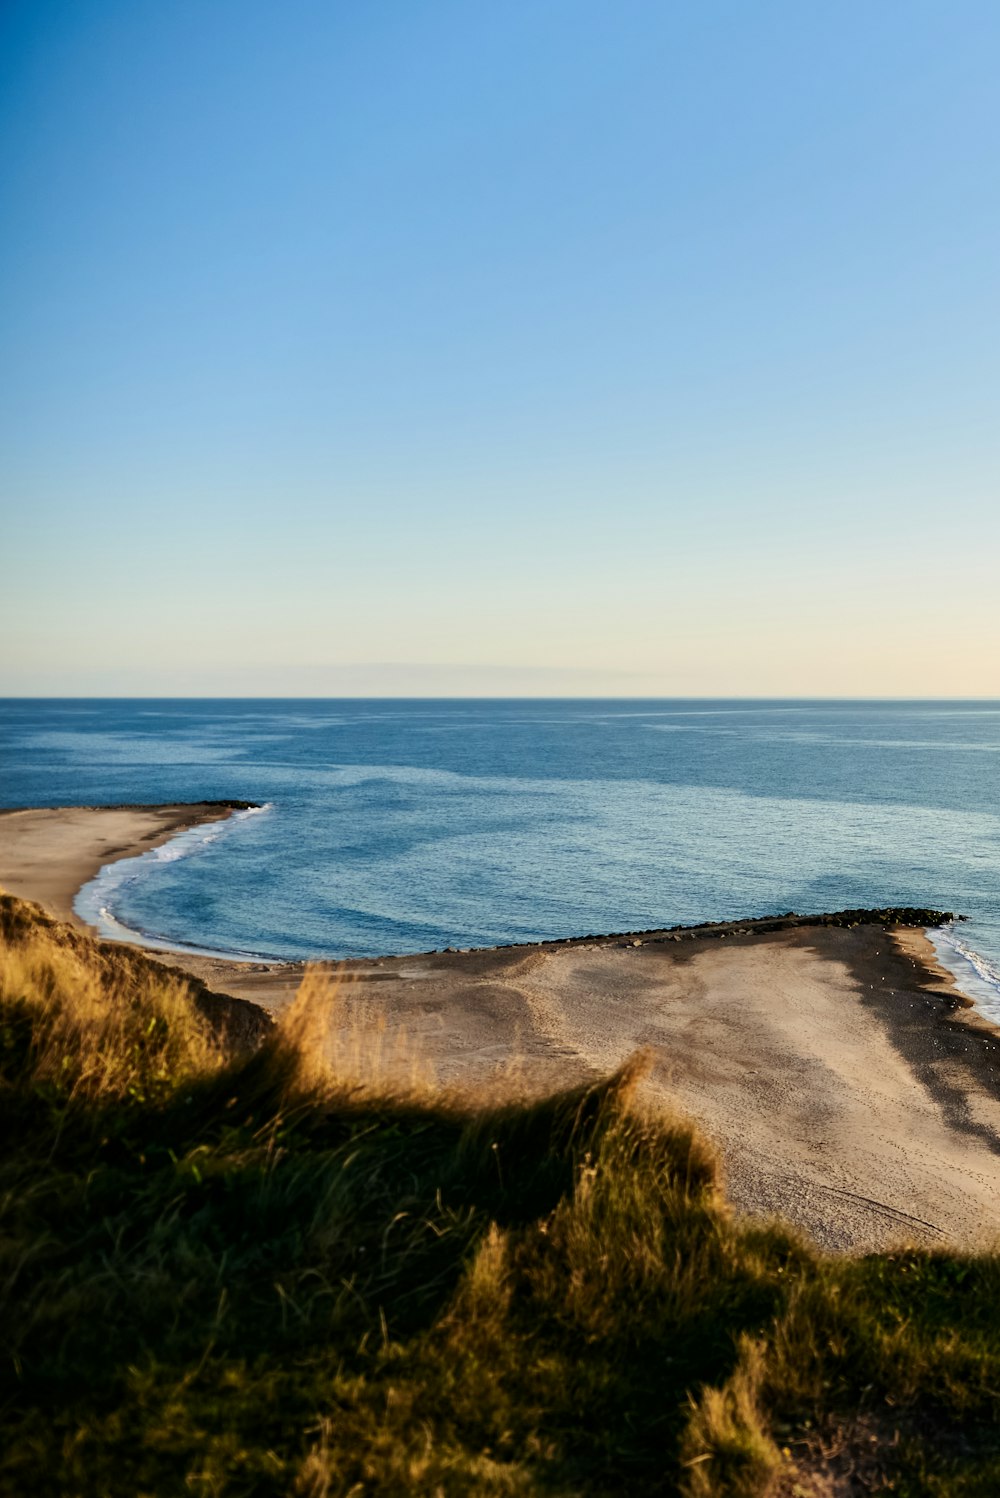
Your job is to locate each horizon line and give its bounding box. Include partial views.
[4,694,1000,704]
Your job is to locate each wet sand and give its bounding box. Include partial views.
[3,802,1000,1253]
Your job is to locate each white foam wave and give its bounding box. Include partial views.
[928,923,1000,1027]
[73,804,275,961]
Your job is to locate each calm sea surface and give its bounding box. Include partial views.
[2,700,999,1016]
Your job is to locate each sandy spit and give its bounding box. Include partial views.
[0,803,250,926]
[2,802,1000,1254]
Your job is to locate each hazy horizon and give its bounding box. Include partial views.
[3,2,998,698]
[4,687,1000,703]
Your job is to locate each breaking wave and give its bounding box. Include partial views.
[928,922,1000,1027]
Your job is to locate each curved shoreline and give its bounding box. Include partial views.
[0,802,257,927]
[0,800,982,992]
[0,799,974,979]
[4,803,1000,1251]
[0,800,995,1065]
[73,803,273,961]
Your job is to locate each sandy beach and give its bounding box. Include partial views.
[2,801,1000,1253]
[0,803,252,926]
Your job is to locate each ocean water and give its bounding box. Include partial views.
[2,699,999,1019]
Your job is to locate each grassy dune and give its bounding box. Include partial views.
[1,892,999,1496]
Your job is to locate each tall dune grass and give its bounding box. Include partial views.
[1,889,999,1495]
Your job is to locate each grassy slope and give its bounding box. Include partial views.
[1,891,999,1497]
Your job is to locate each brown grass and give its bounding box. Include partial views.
[1,888,999,1496]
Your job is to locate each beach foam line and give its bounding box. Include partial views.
[73,803,279,962]
[928,922,1000,1026]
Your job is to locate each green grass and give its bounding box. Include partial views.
[2,890,999,1496]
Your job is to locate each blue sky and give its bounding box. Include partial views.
[1,0,998,695]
